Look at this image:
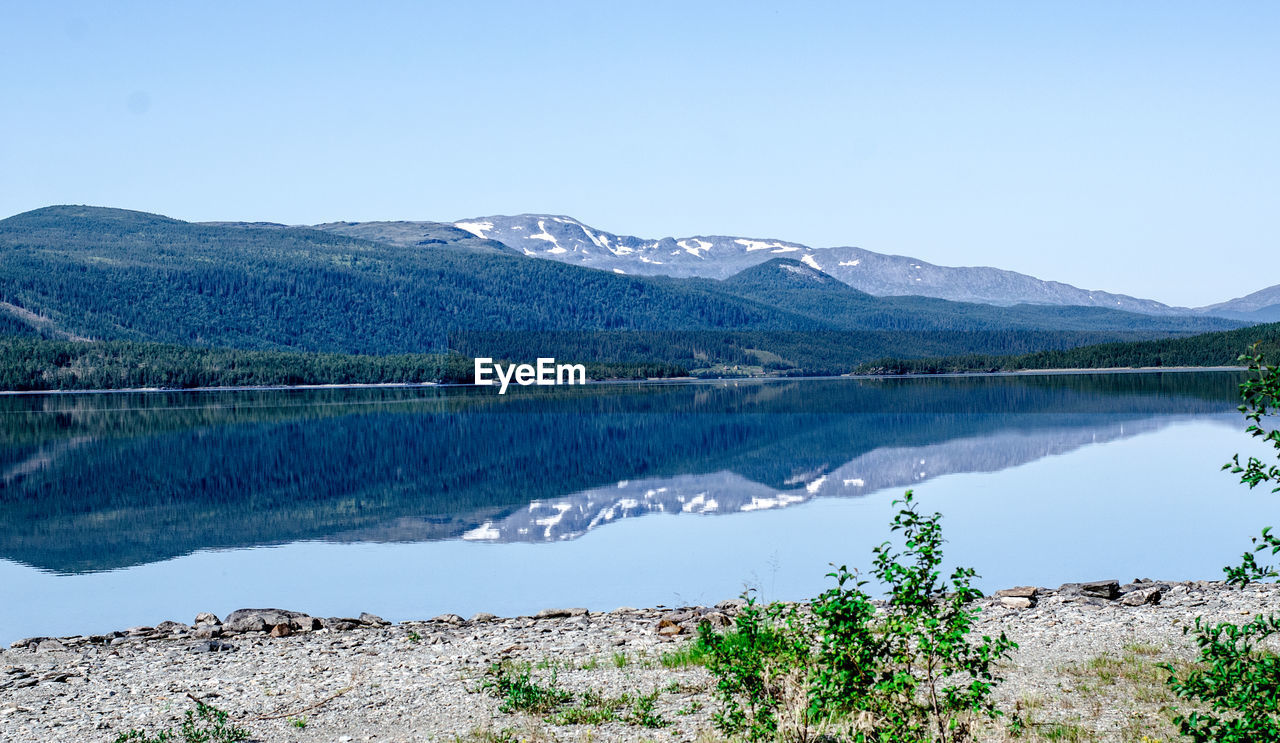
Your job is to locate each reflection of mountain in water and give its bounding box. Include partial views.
[0,372,1243,574]
[382,415,1229,544]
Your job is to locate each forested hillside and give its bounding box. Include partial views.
[855,321,1280,374]
[0,206,1253,389]
[0,206,824,354]
[0,336,689,392]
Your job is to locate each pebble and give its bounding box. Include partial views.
[1,581,1276,741]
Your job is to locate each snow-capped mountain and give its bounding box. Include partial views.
[451,214,1186,314]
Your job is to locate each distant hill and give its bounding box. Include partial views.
[0,206,1244,373]
[1197,284,1280,323]
[855,321,1280,375]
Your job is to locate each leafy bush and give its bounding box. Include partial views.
[112,701,249,743]
[697,491,1016,742]
[480,662,572,714]
[1166,615,1280,741]
[1165,348,1280,741]
[697,596,810,739]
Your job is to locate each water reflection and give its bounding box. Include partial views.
[0,373,1244,574]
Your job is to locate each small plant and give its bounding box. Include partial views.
[660,642,708,669]
[629,688,669,729]
[406,630,422,643]
[696,593,809,740]
[287,716,307,729]
[481,662,572,714]
[112,700,249,743]
[698,491,1015,742]
[612,651,630,668]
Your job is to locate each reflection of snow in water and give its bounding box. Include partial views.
[452,415,1222,544]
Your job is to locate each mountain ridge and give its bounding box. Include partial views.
[443,213,1191,314]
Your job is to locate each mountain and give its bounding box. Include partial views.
[0,205,827,354]
[445,214,1188,314]
[1198,284,1280,323]
[716,259,1219,332]
[0,206,1241,368]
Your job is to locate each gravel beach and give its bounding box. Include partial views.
[4,579,1279,742]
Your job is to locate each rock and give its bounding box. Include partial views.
[1000,597,1035,609]
[154,621,188,635]
[657,620,684,637]
[269,623,292,638]
[995,586,1038,599]
[431,614,465,625]
[698,611,732,628]
[9,638,45,651]
[193,612,221,626]
[223,609,308,633]
[191,640,237,653]
[716,598,748,612]
[289,616,321,632]
[358,612,389,627]
[1060,580,1120,600]
[535,608,588,619]
[322,618,361,632]
[469,612,498,623]
[124,626,154,637]
[191,626,222,640]
[34,640,67,653]
[609,607,638,614]
[1120,587,1162,606]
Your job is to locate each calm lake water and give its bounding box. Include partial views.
[3,372,1276,644]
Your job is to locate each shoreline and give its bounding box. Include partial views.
[0,365,1247,397]
[3,579,1277,742]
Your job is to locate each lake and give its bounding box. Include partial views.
[2,371,1276,644]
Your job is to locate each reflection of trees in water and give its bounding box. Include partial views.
[0,373,1243,574]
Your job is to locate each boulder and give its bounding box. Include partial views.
[191,626,222,640]
[994,586,1038,599]
[34,639,68,653]
[657,620,684,637]
[1060,580,1120,600]
[1120,587,1162,606]
[431,614,466,625]
[289,616,321,632]
[535,607,588,619]
[154,621,188,635]
[358,612,389,627]
[322,618,361,631]
[193,612,221,626]
[223,609,307,634]
[269,623,292,638]
[469,612,498,623]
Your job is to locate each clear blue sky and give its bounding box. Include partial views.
[2,1,1276,306]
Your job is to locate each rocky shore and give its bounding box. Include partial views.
[3,579,1279,742]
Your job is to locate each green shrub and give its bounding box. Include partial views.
[698,491,1015,742]
[697,595,810,740]
[480,662,572,714]
[1165,349,1280,741]
[112,701,249,743]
